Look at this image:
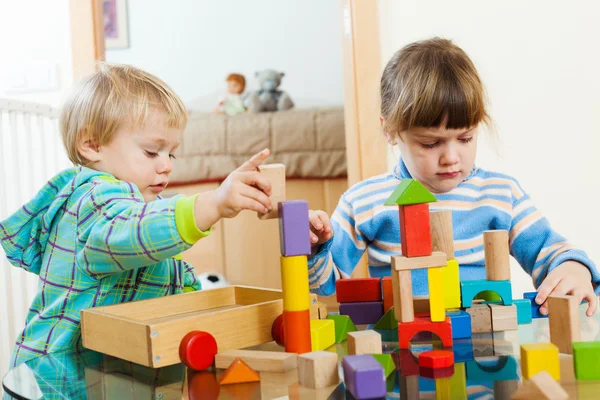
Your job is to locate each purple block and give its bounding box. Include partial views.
[339,301,383,325]
[278,200,311,256]
[343,355,386,399]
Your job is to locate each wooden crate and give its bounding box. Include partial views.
[81,286,283,368]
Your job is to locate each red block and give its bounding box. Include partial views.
[418,350,454,369]
[399,204,432,257]
[398,316,453,349]
[419,365,455,379]
[271,313,285,346]
[283,309,311,354]
[336,278,382,303]
[382,276,393,313]
[395,349,419,376]
[179,331,218,371]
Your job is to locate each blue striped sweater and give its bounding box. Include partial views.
[308,159,600,296]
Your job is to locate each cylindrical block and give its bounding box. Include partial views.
[483,230,511,281]
[283,309,312,353]
[430,210,454,260]
[281,255,310,311]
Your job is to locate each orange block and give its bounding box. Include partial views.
[383,276,393,313]
[283,309,312,353]
[218,358,260,385]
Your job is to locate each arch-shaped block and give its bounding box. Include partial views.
[398,316,452,349]
[461,280,513,308]
[465,356,518,381]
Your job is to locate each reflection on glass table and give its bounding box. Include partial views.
[4,306,600,399]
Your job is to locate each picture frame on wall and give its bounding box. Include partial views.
[103,0,129,49]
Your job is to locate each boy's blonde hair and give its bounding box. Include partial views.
[380,37,490,137]
[60,63,187,166]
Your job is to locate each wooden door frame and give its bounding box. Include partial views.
[69,0,105,80]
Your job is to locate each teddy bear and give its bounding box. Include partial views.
[244,69,294,112]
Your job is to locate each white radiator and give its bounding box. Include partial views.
[0,98,71,383]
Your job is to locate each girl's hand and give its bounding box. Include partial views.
[536,261,598,317]
[309,210,333,247]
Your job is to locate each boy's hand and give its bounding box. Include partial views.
[536,260,598,317]
[309,210,333,247]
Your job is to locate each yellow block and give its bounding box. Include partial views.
[435,362,467,400]
[443,259,461,309]
[520,343,560,380]
[281,256,310,312]
[428,266,445,322]
[310,319,335,351]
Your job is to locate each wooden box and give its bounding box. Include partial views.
[81,286,283,368]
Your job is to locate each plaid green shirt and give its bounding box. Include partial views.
[0,167,208,366]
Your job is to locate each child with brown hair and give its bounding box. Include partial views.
[308,38,599,316]
[214,72,247,116]
[0,64,274,365]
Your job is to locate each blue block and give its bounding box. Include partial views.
[465,356,518,381]
[453,339,474,363]
[447,310,472,339]
[523,292,548,319]
[343,355,386,399]
[461,280,513,308]
[514,299,533,324]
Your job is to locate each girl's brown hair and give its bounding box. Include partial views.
[380,37,490,137]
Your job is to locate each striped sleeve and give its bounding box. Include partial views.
[182,259,202,291]
[308,192,367,296]
[508,179,600,292]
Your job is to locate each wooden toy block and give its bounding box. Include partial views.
[280,255,310,312]
[523,292,547,319]
[347,330,382,355]
[382,276,393,313]
[548,294,580,354]
[179,330,218,371]
[398,316,452,349]
[396,349,419,376]
[428,266,445,322]
[453,339,474,363]
[493,380,519,400]
[420,365,454,379]
[326,314,357,343]
[215,349,297,372]
[384,178,437,206]
[465,304,492,333]
[443,259,461,309]
[218,357,260,385]
[573,342,600,380]
[336,277,382,303]
[371,354,395,378]
[460,280,513,308]
[283,309,312,354]
[514,299,533,324]
[339,301,383,325]
[392,252,447,271]
[278,200,311,256]
[511,370,568,399]
[309,293,318,320]
[414,296,431,314]
[342,355,387,399]
[297,351,339,389]
[271,313,285,346]
[399,203,433,257]
[317,302,328,319]
[520,343,560,380]
[257,163,285,220]
[483,230,511,281]
[430,210,454,260]
[310,319,336,351]
[418,350,454,369]
[447,310,472,339]
[81,286,282,368]
[374,307,398,330]
[488,303,517,331]
[440,362,467,400]
[399,374,420,400]
[391,269,414,322]
[465,356,519,381]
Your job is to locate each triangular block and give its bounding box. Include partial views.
[219,357,260,385]
[384,179,437,206]
[371,354,395,378]
[374,307,398,330]
[326,314,357,343]
[511,370,567,399]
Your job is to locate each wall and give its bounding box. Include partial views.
[105,0,344,110]
[379,0,600,296]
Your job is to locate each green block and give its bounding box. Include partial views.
[573,342,600,380]
[374,307,398,330]
[475,290,502,302]
[326,314,357,343]
[514,299,533,324]
[384,179,437,206]
[372,354,395,378]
